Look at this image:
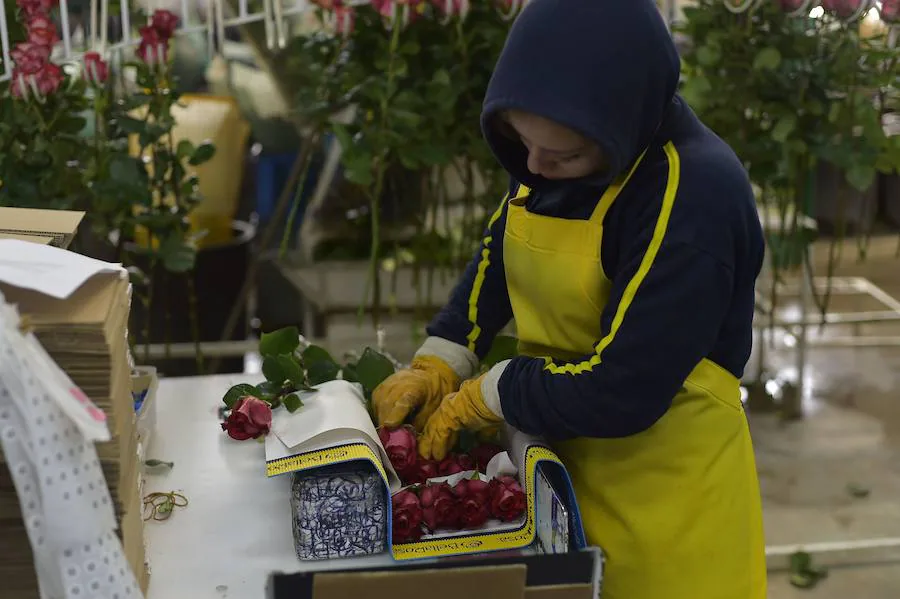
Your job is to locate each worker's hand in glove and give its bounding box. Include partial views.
[372,356,460,430]
[419,374,504,461]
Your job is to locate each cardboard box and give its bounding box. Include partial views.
[0,206,85,249]
[269,436,587,562]
[267,549,603,599]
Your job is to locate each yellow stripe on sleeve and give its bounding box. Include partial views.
[544,142,682,375]
[464,190,516,352]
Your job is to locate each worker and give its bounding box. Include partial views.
[372,0,767,597]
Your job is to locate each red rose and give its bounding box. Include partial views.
[489,476,526,522]
[470,443,503,472]
[453,478,491,528]
[406,458,438,484]
[420,482,460,531]
[220,396,272,440]
[33,62,62,96]
[821,0,866,18]
[778,0,807,11]
[437,454,465,476]
[16,0,55,18]
[27,16,59,47]
[432,0,469,17]
[333,5,355,36]
[136,25,168,66]
[378,425,418,481]
[881,0,899,22]
[151,9,180,39]
[10,69,31,100]
[11,42,49,74]
[391,489,423,543]
[83,51,108,85]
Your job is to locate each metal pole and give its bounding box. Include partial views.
[766,537,900,571]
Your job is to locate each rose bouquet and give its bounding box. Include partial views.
[379,426,526,544]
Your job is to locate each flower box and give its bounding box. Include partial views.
[264,380,586,562]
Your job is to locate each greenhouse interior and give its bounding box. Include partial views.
[1,0,900,598]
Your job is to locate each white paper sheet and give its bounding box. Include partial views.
[0,239,124,299]
[264,379,401,491]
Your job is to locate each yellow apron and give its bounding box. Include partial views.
[502,144,767,599]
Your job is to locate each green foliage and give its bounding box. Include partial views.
[221,326,522,415]
[278,3,514,319]
[677,1,900,266]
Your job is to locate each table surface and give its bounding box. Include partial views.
[144,374,408,599]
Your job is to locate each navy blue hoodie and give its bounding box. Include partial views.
[427,0,764,439]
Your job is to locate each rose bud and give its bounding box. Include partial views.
[405,458,438,484]
[11,42,50,75]
[453,478,491,528]
[378,425,418,481]
[83,51,108,85]
[489,476,526,522]
[391,489,424,544]
[420,483,460,531]
[220,396,272,440]
[151,9,180,39]
[470,443,503,472]
[438,454,465,476]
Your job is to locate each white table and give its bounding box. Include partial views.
[144,374,406,599]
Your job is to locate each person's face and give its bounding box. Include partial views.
[502,110,606,180]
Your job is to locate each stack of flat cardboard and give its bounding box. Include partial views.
[0,221,149,596]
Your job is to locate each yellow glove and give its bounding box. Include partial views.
[418,375,504,461]
[372,355,460,429]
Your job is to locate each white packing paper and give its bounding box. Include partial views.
[265,379,402,491]
[0,239,124,300]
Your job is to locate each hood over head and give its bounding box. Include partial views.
[481,0,681,191]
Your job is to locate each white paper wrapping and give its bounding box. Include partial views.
[0,293,142,599]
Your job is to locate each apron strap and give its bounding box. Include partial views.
[589,148,650,224]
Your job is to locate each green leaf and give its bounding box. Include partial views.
[752,47,782,71]
[223,383,259,408]
[256,381,280,403]
[108,155,141,185]
[144,459,174,469]
[789,550,812,575]
[483,335,519,368]
[189,141,216,166]
[283,392,303,413]
[262,356,287,384]
[116,115,146,134]
[176,139,196,159]
[845,482,870,498]
[158,236,196,273]
[355,348,396,393]
[845,165,875,192]
[259,326,301,357]
[771,115,797,143]
[432,69,451,86]
[57,116,87,134]
[679,75,712,109]
[696,44,721,67]
[789,572,817,589]
[276,354,307,386]
[303,345,341,385]
[342,363,360,383]
[308,359,340,386]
